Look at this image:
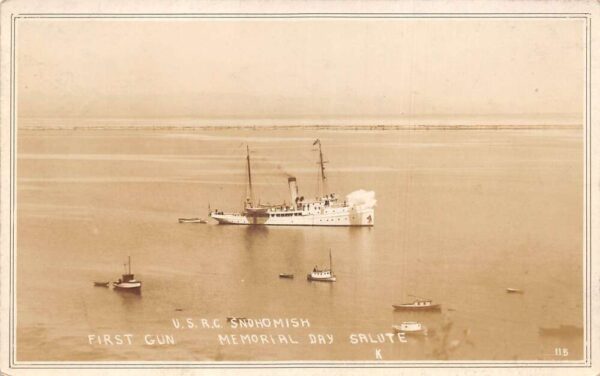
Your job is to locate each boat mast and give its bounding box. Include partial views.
[329,249,333,273]
[246,145,254,207]
[128,256,131,275]
[314,139,327,196]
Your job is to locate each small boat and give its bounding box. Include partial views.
[506,287,524,294]
[539,325,582,337]
[392,322,428,336]
[93,281,110,287]
[393,299,441,311]
[113,256,142,293]
[279,273,294,279]
[307,250,336,282]
[178,218,207,224]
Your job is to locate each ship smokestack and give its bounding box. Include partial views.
[288,177,299,208]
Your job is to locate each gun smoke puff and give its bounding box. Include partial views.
[345,190,377,209]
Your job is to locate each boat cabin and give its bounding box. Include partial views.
[120,273,136,282]
[399,322,423,331]
[310,269,333,278]
[412,300,433,306]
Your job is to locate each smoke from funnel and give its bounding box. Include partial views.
[346,190,377,209]
[276,164,293,178]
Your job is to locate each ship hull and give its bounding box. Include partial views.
[306,274,337,282]
[211,207,374,226]
[113,284,142,294]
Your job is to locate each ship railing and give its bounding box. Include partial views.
[212,211,244,216]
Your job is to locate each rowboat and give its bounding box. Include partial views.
[393,299,441,311]
[506,288,524,294]
[93,281,110,287]
[279,273,294,279]
[178,218,207,224]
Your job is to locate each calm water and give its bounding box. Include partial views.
[16,127,583,361]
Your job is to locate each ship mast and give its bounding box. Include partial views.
[329,249,333,273]
[128,256,131,275]
[246,145,254,207]
[314,139,328,197]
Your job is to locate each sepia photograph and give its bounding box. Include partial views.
[0,0,597,374]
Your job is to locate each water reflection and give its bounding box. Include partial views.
[115,289,142,308]
[243,226,269,251]
[112,288,143,331]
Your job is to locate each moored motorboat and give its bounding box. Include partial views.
[392,321,428,336]
[113,256,142,293]
[392,299,441,311]
[307,250,336,282]
[307,269,336,282]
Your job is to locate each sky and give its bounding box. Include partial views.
[17,18,585,125]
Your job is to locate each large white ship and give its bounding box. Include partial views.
[210,140,375,226]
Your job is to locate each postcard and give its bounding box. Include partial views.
[1,0,598,375]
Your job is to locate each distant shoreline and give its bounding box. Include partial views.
[17,124,582,131]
